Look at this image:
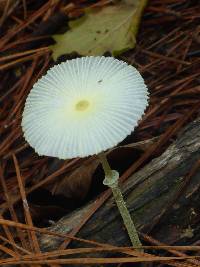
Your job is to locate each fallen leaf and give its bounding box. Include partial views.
[51,159,99,201]
[115,135,162,151]
[50,0,148,60]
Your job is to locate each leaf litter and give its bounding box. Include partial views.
[0,0,200,266]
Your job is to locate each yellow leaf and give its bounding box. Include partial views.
[50,0,148,60]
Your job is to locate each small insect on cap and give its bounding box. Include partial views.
[22,56,149,159]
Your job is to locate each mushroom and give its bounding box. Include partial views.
[22,56,149,248]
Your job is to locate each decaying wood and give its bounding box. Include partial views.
[40,117,200,251]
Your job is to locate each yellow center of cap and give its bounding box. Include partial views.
[75,100,90,111]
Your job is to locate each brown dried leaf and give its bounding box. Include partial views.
[108,136,161,154]
[51,159,99,200]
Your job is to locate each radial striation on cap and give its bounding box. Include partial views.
[22,56,149,159]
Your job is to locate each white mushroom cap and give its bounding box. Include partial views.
[22,56,149,159]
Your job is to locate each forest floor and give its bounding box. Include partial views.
[0,0,200,266]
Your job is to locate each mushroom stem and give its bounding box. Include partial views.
[98,153,143,249]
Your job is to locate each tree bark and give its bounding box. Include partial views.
[40,117,200,251]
